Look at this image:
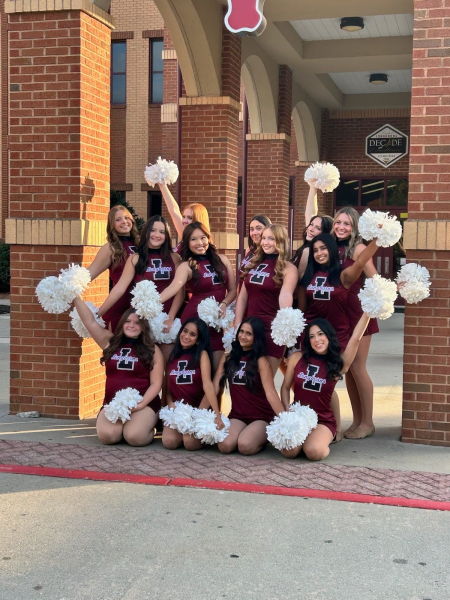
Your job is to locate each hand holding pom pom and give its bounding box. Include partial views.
[160,400,195,435]
[304,162,340,193]
[36,277,72,314]
[396,263,431,304]
[104,388,143,424]
[149,312,181,344]
[358,274,397,320]
[290,403,318,431]
[58,264,91,300]
[144,157,179,187]
[192,409,230,445]
[222,327,236,353]
[358,209,402,248]
[69,302,105,338]
[271,308,306,347]
[266,411,310,451]
[130,280,163,320]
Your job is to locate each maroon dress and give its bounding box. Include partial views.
[103,238,136,332]
[103,340,161,413]
[134,249,176,314]
[243,254,285,359]
[167,350,204,408]
[293,354,337,437]
[182,256,228,352]
[173,241,182,255]
[238,248,254,292]
[228,351,276,425]
[338,242,379,337]
[302,270,351,350]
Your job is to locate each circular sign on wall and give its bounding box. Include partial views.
[365,124,409,168]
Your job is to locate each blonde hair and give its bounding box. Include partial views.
[107,205,140,267]
[333,207,362,261]
[184,203,210,232]
[242,224,290,287]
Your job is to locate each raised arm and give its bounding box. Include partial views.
[158,182,183,237]
[340,240,379,288]
[279,262,298,309]
[87,243,113,281]
[159,261,191,305]
[73,296,112,349]
[98,254,137,317]
[133,346,164,411]
[234,281,248,328]
[352,243,378,278]
[305,180,319,225]
[258,356,285,415]
[280,352,301,411]
[340,313,370,374]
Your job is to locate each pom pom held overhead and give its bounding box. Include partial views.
[144,157,179,187]
[358,209,402,248]
[304,162,340,193]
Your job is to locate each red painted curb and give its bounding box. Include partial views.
[1,463,450,511]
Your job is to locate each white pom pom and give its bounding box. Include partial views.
[304,162,340,193]
[198,297,221,331]
[396,263,431,304]
[103,387,143,424]
[36,276,72,314]
[358,274,397,320]
[172,400,195,435]
[219,305,235,331]
[149,312,181,344]
[130,280,163,320]
[290,403,318,432]
[58,264,91,300]
[69,302,105,338]
[192,409,230,444]
[266,411,310,451]
[144,157,179,187]
[160,405,177,429]
[271,308,307,347]
[222,327,236,353]
[358,209,402,248]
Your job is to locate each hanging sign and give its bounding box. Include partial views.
[224,0,267,37]
[366,124,408,168]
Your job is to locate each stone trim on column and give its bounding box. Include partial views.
[403,221,450,251]
[161,103,177,123]
[4,0,114,28]
[6,218,107,246]
[179,96,241,111]
[246,133,291,142]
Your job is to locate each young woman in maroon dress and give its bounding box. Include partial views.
[98,216,184,365]
[235,224,298,374]
[163,317,224,451]
[87,205,140,332]
[214,317,285,455]
[333,207,379,440]
[73,299,164,446]
[158,222,236,372]
[280,312,370,461]
[238,215,271,288]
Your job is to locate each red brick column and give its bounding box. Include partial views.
[246,65,292,228]
[5,4,113,419]
[402,0,450,446]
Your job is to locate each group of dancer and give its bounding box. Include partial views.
[74,178,382,460]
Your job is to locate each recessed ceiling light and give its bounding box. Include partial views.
[369,73,388,85]
[340,17,364,32]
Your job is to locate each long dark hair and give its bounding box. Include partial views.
[291,214,333,267]
[300,233,342,288]
[100,308,156,369]
[180,222,226,285]
[248,214,271,252]
[302,318,343,381]
[135,216,172,275]
[169,317,212,370]
[221,317,266,392]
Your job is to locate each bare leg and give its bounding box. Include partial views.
[343,368,361,434]
[96,409,123,445]
[281,445,302,459]
[302,424,334,461]
[162,426,183,449]
[330,390,342,442]
[122,407,158,446]
[268,356,282,377]
[218,419,247,454]
[237,420,269,455]
[183,434,204,451]
[345,336,375,439]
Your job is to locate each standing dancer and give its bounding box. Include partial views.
[158,222,236,372]
[215,317,285,455]
[74,300,164,446]
[235,224,298,375]
[280,313,370,461]
[333,207,379,439]
[238,215,271,284]
[87,205,140,332]
[163,317,224,450]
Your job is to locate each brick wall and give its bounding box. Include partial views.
[0,0,7,240]
[111,107,126,185]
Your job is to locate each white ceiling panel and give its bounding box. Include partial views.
[290,14,413,41]
[328,70,412,94]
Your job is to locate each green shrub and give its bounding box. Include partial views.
[0,242,10,293]
[110,189,146,232]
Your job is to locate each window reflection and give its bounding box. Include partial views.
[361,180,384,207]
[111,42,126,104]
[335,180,358,207]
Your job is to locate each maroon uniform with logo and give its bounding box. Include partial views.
[103,239,136,332]
[173,241,182,255]
[103,340,161,413]
[303,270,351,350]
[182,257,228,352]
[293,354,337,437]
[243,254,284,358]
[238,248,254,292]
[228,351,276,424]
[167,350,204,408]
[134,249,176,314]
[338,243,379,337]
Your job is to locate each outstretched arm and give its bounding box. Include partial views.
[87,243,113,281]
[159,182,183,237]
[259,357,285,415]
[279,262,298,309]
[341,240,379,288]
[159,262,191,305]
[340,313,370,374]
[305,180,319,225]
[98,255,137,317]
[73,297,112,349]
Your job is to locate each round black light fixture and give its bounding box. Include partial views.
[340,17,364,32]
[369,73,388,85]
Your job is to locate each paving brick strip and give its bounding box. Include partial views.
[1,439,449,503]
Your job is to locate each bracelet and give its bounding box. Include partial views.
[219,301,228,306]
